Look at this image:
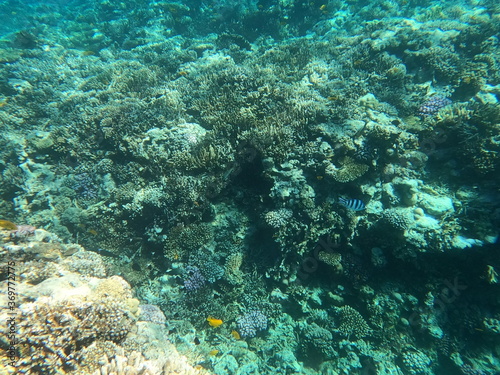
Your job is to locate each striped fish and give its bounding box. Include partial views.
[339,197,365,211]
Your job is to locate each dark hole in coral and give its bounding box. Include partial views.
[0,81,17,96]
[452,80,482,101]
[132,262,141,271]
[230,153,272,195]
[13,30,38,49]
[247,226,281,272]
[201,204,216,222]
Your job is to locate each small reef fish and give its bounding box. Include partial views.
[339,198,365,211]
[231,330,241,339]
[0,219,17,230]
[208,349,219,356]
[207,316,223,327]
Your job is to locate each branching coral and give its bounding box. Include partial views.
[337,306,372,338]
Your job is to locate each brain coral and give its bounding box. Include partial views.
[380,208,414,230]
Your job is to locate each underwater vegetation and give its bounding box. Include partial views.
[0,0,500,374]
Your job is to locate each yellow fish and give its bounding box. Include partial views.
[208,349,219,356]
[207,316,223,327]
[0,220,17,230]
[231,330,241,340]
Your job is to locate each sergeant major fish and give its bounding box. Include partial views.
[339,197,365,211]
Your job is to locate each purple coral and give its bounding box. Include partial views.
[10,225,36,240]
[418,96,452,117]
[236,310,268,338]
[73,173,98,200]
[138,304,167,325]
[183,266,206,292]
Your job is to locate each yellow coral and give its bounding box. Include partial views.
[0,219,17,230]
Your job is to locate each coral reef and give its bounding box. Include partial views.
[0,0,499,373]
[0,229,210,374]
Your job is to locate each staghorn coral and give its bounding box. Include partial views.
[434,102,472,125]
[186,140,235,171]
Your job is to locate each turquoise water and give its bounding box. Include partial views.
[0,0,499,374]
